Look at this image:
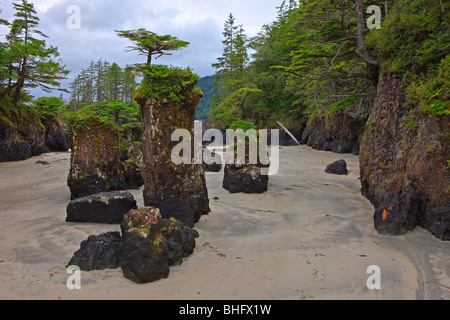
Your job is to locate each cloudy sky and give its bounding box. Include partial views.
[0,0,281,98]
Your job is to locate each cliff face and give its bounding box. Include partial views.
[359,72,450,240]
[301,112,364,155]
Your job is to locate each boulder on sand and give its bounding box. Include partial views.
[222,164,268,194]
[120,207,199,284]
[66,191,137,224]
[325,159,348,175]
[67,231,122,271]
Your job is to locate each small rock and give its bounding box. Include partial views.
[325,160,348,175]
[35,160,50,165]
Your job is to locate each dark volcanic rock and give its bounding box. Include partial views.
[66,191,137,224]
[44,119,69,152]
[120,207,169,283]
[160,218,199,266]
[223,164,268,194]
[325,160,348,175]
[119,207,199,283]
[67,232,121,271]
[0,115,68,163]
[0,120,34,162]
[202,160,222,172]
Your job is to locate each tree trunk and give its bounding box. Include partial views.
[355,0,380,67]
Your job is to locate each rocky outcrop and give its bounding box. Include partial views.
[66,207,199,283]
[66,191,137,224]
[120,207,198,283]
[360,72,450,240]
[0,116,69,163]
[67,232,122,271]
[136,74,210,228]
[223,164,269,194]
[67,116,125,200]
[325,160,348,175]
[43,118,69,152]
[301,112,363,155]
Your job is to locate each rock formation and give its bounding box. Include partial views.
[135,67,210,227]
[223,164,269,194]
[0,116,69,162]
[119,123,144,189]
[43,118,70,152]
[66,191,137,224]
[67,116,125,200]
[360,73,450,240]
[67,232,122,271]
[301,112,363,155]
[120,207,198,283]
[67,207,199,283]
[325,160,349,175]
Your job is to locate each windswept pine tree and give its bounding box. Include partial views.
[115,29,189,68]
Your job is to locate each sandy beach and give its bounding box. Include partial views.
[0,145,448,300]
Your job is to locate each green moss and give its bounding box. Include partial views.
[404,114,419,132]
[426,145,435,153]
[135,65,200,103]
[0,116,15,129]
[128,227,151,235]
[368,119,377,132]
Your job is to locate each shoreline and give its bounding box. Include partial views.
[0,146,448,300]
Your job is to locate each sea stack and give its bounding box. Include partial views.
[67,116,125,200]
[135,66,210,227]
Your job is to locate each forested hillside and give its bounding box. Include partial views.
[195,75,216,120]
[210,0,448,130]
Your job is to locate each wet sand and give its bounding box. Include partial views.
[0,145,448,300]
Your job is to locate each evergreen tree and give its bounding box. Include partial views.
[115,29,189,68]
[211,14,253,126]
[68,60,138,111]
[0,0,68,107]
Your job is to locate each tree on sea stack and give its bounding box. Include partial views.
[115,29,189,69]
[118,29,210,227]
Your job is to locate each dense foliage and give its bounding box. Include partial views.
[135,65,200,103]
[366,0,449,117]
[0,0,68,126]
[210,0,449,130]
